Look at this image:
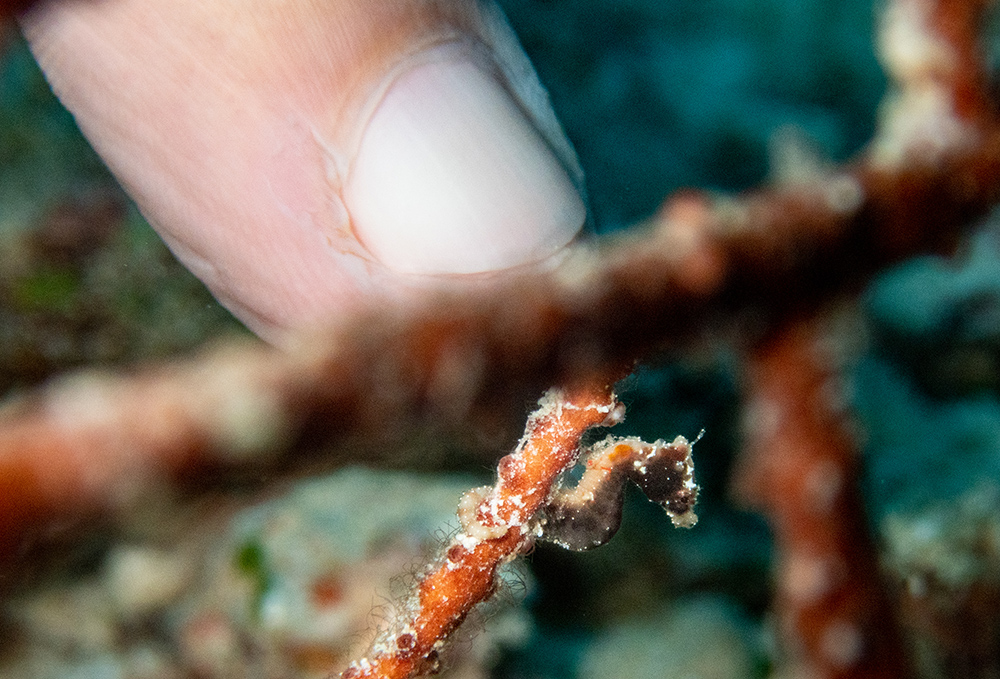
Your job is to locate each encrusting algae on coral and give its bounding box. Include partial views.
[339,386,699,679]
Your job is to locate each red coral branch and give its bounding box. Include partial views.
[736,316,909,679]
[339,384,618,679]
[339,384,700,679]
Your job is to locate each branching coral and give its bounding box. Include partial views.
[341,385,697,679]
[3,0,1000,677]
[736,316,909,679]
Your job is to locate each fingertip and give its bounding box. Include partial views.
[344,49,586,276]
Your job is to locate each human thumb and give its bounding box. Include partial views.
[19,0,586,341]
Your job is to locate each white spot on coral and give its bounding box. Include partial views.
[782,552,837,604]
[821,620,864,668]
[457,486,508,541]
[824,175,864,214]
[879,0,954,82]
[601,401,626,426]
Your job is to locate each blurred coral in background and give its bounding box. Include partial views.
[4,1,1000,679]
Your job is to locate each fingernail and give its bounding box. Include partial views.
[345,52,586,275]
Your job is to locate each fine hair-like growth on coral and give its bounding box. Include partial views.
[341,386,698,679]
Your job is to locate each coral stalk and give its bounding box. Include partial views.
[340,384,619,679]
[340,385,698,679]
[736,317,908,679]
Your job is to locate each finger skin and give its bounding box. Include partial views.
[20,0,582,342]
